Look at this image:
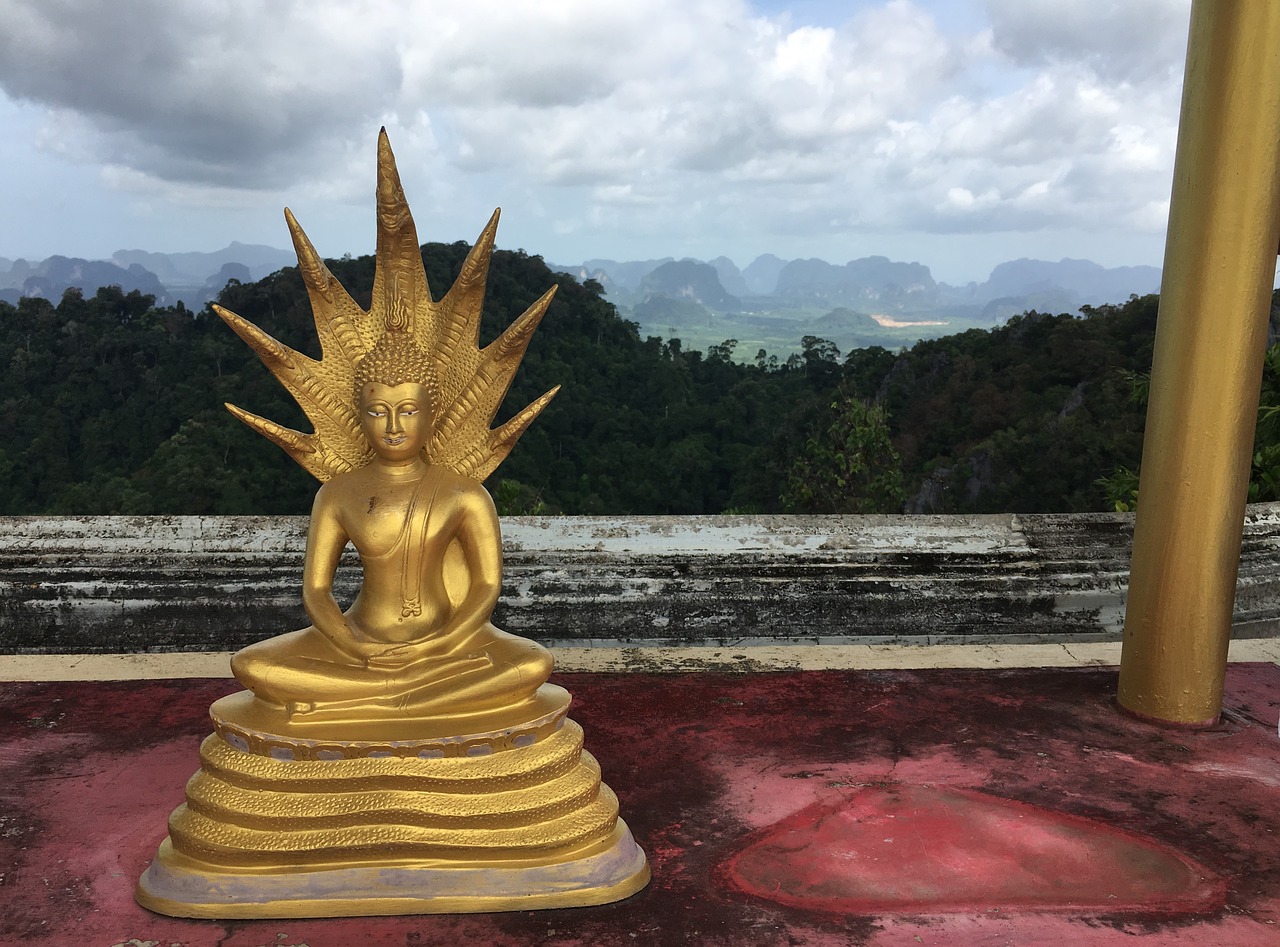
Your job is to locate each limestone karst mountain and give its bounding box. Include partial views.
[982,257,1161,303]
[111,242,295,287]
[773,256,937,307]
[2,240,1163,360]
[0,256,168,306]
[638,259,742,312]
[0,244,296,307]
[742,253,788,295]
[563,253,1160,313]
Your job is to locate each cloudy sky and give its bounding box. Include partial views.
[0,0,1192,284]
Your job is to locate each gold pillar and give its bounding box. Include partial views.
[1118,0,1280,725]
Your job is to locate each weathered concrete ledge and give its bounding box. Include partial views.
[2,505,1279,654]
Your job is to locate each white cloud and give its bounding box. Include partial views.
[0,0,1194,276]
[984,0,1190,82]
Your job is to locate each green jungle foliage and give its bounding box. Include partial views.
[0,241,1273,517]
[1097,338,1280,511]
[842,298,1162,513]
[780,392,904,514]
[0,245,829,516]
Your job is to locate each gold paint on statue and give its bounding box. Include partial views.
[136,130,648,917]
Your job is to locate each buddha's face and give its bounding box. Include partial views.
[360,382,432,464]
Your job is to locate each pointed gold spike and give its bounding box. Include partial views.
[284,208,365,366]
[430,209,501,366]
[213,305,308,375]
[214,303,360,458]
[224,403,315,455]
[430,284,557,449]
[284,208,334,307]
[469,386,561,483]
[372,128,428,328]
[455,210,501,313]
[224,403,339,482]
[488,285,557,360]
[494,386,561,445]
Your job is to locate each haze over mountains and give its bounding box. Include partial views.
[560,254,1162,320]
[554,253,1162,354]
[0,243,296,309]
[0,242,1162,354]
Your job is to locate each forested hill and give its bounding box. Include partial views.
[844,299,1158,513]
[0,243,826,515]
[1,242,1262,516]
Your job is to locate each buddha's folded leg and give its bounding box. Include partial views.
[230,627,384,707]
[230,623,555,715]
[393,625,554,713]
[278,653,496,719]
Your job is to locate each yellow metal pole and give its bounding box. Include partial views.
[1118,0,1280,726]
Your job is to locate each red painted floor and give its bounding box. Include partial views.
[2,665,1279,946]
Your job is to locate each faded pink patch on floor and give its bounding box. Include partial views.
[725,784,1226,916]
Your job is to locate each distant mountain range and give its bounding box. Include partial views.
[554,254,1162,323]
[1,242,1162,353]
[0,243,296,308]
[545,252,1163,356]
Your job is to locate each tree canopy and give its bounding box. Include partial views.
[2,244,1269,517]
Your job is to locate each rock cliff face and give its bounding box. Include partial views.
[0,244,296,308]
[4,245,1165,333]
[709,255,751,297]
[0,256,169,305]
[564,253,1163,323]
[774,256,937,309]
[110,242,296,285]
[983,258,1161,306]
[575,257,675,292]
[742,253,788,295]
[638,259,741,312]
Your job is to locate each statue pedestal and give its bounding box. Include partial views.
[135,685,649,918]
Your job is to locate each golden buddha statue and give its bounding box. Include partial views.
[135,130,649,918]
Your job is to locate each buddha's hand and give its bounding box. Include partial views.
[326,622,397,663]
[360,614,489,667]
[365,644,492,679]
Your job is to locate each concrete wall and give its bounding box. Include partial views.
[2,505,1279,654]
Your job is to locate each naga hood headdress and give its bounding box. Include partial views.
[215,128,559,483]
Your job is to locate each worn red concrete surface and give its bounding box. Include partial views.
[2,664,1279,946]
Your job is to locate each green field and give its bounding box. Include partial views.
[626,305,995,361]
